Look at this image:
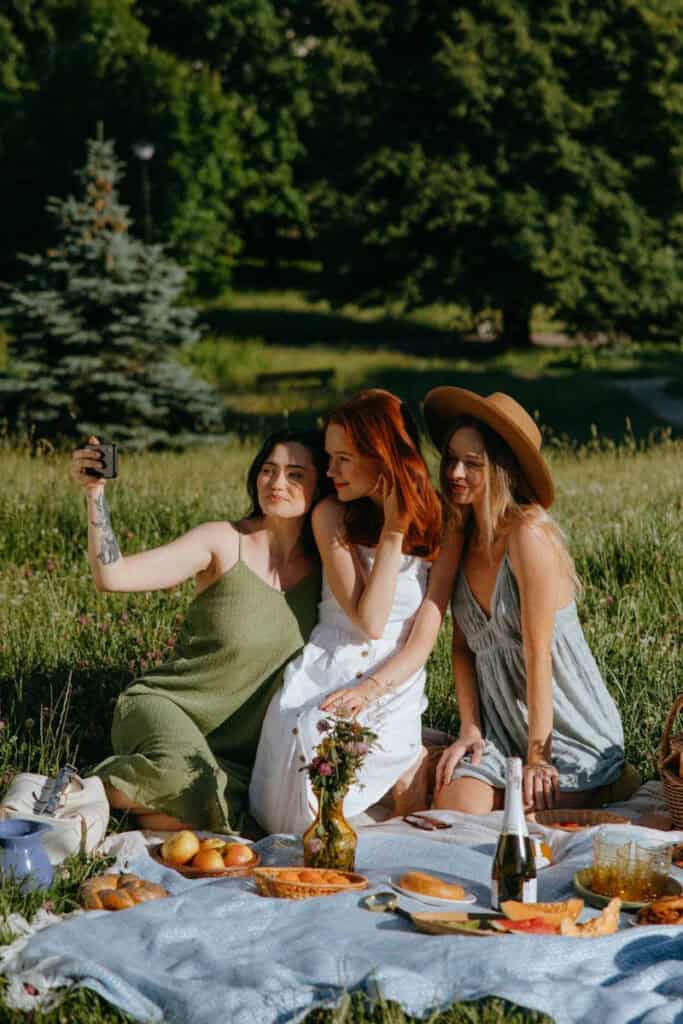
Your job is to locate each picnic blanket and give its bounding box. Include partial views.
[2,785,683,1024]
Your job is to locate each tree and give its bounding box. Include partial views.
[0,0,247,291]
[298,0,683,345]
[0,0,311,288]
[0,131,226,447]
[136,0,312,265]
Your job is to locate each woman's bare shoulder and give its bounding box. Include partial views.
[195,520,244,558]
[312,495,344,532]
[507,514,558,570]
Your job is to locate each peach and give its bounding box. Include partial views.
[161,830,200,866]
[199,837,227,853]
[191,848,226,872]
[223,843,254,867]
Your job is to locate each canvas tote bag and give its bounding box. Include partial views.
[0,770,109,864]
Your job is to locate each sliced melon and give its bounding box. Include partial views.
[501,898,583,925]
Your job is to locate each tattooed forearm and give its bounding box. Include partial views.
[90,492,121,565]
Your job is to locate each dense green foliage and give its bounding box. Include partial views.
[299,0,683,345]
[3,1,682,337]
[0,133,226,446]
[0,0,309,289]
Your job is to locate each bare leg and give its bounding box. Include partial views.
[135,812,196,831]
[392,747,430,816]
[434,777,619,816]
[105,784,194,831]
[433,776,504,814]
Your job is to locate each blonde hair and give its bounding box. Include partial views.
[440,417,581,596]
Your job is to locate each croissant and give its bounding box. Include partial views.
[80,872,168,911]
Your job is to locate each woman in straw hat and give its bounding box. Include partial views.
[423,387,639,813]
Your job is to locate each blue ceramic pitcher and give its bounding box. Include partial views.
[0,819,53,890]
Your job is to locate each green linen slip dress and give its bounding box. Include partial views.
[93,536,321,832]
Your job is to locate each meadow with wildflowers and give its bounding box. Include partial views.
[0,431,680,1023]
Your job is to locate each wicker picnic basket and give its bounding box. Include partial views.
[659,694,683,830]
[253,867,368,900]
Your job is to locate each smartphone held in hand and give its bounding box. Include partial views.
[84,442,118,479]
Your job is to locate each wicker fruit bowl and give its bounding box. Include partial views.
[150,844,260,878]
[253,867,368,899]
[529,809,630,831]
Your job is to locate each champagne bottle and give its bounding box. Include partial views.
[490,757,537,909]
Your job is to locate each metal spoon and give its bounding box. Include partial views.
[362,891,414,922]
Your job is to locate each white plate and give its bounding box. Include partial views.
[388,871,476,906]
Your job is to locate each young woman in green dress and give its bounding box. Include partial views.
[70,429,329,832]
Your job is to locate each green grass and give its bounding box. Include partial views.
[0,428,681,1022]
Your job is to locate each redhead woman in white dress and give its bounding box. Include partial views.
[249,389,463,835]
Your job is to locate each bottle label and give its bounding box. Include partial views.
[490,876,538,909]
[522,878,538,902]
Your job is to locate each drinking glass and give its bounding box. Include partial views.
[591,829,631,896]
[632,840,672,901]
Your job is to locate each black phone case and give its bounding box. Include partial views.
[84,443,118,479]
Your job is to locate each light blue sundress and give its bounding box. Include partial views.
[451,552,625,791]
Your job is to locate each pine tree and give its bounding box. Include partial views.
[0,131,226,447]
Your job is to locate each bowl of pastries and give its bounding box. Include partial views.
[151,830,260,877]
[253,866,368,899]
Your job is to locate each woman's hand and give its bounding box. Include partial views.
[319,678,382,717]
[434,726,486,792]
[523,760,560,810]
[375,475,409,534]
[70,435,107,491]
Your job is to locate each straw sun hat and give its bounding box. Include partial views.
[423,387,555,508]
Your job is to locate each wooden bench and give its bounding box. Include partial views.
[256,368,336,390]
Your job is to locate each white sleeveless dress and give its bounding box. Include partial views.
[249,545,430,835]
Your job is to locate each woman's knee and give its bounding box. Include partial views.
[105,782,153,814]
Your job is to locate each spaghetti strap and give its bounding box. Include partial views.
[237,529,244,563]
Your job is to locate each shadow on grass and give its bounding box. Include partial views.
[223,361,681,446]
[359,365,680,445]
[201,304,465,354]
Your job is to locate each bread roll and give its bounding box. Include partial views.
[100,888,137,911]
[399,871,466,900]
[80,873,168,911]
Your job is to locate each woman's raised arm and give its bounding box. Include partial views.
[312,490,409,640]
[71,438,219,593]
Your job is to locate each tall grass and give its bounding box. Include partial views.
[0,435,680,1023]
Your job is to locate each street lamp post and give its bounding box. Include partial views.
[132,140,155,243]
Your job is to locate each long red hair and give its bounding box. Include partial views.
[326,389,441,560]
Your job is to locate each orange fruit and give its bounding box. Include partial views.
[191,848,226,872]
[223,843,254,867]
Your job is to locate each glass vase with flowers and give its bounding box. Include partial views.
[301,715,378,871]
